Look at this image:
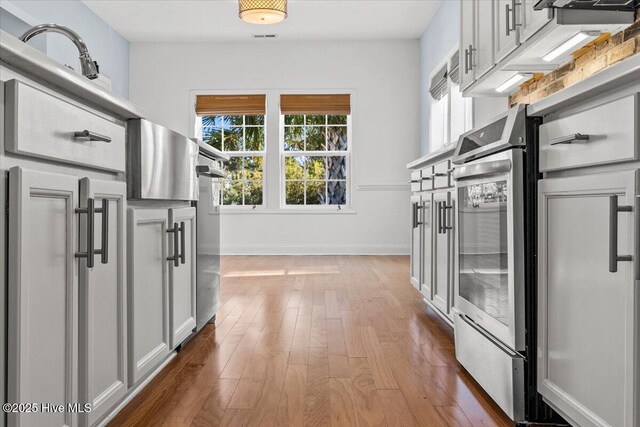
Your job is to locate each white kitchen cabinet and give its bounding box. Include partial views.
[495,0,521,62]
[538,171,639,427]
[460,0,477,91]
[432,190,454,316]
[475,0,496,79]
[127,208,171,385]
[420,194,434,300]
[168,207,197,348]
[410,195,422,290]
[78,179,127,427]
[8,167,80,427]
[521,0,553,42]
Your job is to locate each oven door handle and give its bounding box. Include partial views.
[196,165,226,178]
[452,159,512,181]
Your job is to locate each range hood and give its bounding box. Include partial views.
[535,0,640,11]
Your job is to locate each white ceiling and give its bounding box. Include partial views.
[82,0,443,43]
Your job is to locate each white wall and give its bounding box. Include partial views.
[130,40,420,255]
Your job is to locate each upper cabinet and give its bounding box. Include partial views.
[460,1,633,96]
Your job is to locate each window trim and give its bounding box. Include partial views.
[278,113,353,210]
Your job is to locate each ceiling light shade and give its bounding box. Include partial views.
[239,0,287,24]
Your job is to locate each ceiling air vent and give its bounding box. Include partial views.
[253,34,278,39]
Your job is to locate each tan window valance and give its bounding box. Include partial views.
[195,94,266,116]
[280,94,351,115]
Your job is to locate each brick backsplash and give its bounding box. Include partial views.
[509,11,640,107]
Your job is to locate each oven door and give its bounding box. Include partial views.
[453,149,525,352]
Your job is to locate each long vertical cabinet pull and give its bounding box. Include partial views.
[95,198,109,264]
[609,195,633,273]
[167,222,180,267]
[437,201,443,234]
[636,195,640,280]
[179,221,186,265]
[442,202,453,233]
[76,198,95,268]
[412,203,417,229]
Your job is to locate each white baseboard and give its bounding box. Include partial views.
[221,243,410,256]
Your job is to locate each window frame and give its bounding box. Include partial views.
[195,113,267,209]
[278,113,353,210]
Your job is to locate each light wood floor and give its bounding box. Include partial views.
[109,256,513,427]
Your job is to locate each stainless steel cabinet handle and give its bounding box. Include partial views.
[74,130,112,143]
[468,45,476,70]
[179,221,186,265]
[511,0,521,30]
[412,203,417,229]
[75,198,95,268]
[636,196,640,280]
[167,222,180,267]
[442,203,453,233]
[506,3,511,36]
[464,48,469,74]
[609,195,633,273]
[422,176,433,181]
[549,133,590,146]
[437,202,443,234]
[434,172,448,177]
[94,198,109,265]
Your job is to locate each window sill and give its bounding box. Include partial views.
[220,207,356,215]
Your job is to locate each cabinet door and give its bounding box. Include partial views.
[475,0,495,79]
[168,207,197,348]
[410,196,422,290]
[420,194,434,299]
[128,208,171,385]
[78,179,127,427]
[8,167,79,427]
[432,191,454,317]
[538,171,638,427]
[521,0,552,42]
[495,0,520,62]
[460,0,476,90]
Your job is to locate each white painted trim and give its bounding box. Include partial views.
[0,1,40,27]
[221,243,409,256]
[357,182,410,192]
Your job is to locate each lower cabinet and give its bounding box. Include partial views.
[128,206,196,385]
[432,190,454,317]
[538,170,639,427]
[409,185,455,324]
[7,167,127,427]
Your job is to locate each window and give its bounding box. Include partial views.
[282,114,350,206]
[196,95,266,207]
[280,94,351,208]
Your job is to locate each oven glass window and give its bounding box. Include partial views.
[458,180,509,325]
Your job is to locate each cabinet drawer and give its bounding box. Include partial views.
[410,170,422,192]
[433,160,452,188]
[5,79,126,172]
[539,94,639,172]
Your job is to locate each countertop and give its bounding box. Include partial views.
[0,30,144,119]
[406,144,456,170]
[528,53,640,117]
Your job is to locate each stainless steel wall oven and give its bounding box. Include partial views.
[451,105,564,425]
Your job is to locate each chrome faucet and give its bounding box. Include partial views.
[19,23,100,80]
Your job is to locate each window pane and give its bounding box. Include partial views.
[284,126,304,151]
[286,181,304,205]
[223,180,243,205]
[328,181,347,205]
[327,126,348,151]
[245,127,265,151]
[306,181,326,205]
[244,181,263,205]
[285,157,305,180]
[244,156,263,180]
[203,127,222,150]
[328,115,347,125]
[305,126,325,151]
[202,116,222,128]
[306,156,326,180]
[285,115,304,125]
[224,127,243,151]
[327,156,346,180]
[245,115,264,126]
[226,116,244,126]
[306,115,326,125]
[226,157,243,180]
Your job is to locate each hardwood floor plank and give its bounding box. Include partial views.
[219,408,253,427]
[325,290,341,319]
[329,378,358,427]
[247,351,289,426]
[360,326,398,390]
[377,390,418,427]
[191,378,239,427]
[289,314,312,365]
[219,326,264,379]
[277,364,307,426]
[303,347,331,427]
[348,358,388,427]
[435,405,474,427]
[227,379,263,409]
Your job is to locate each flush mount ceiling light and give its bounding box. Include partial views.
[239,0,288,24]
[543,31,601,62]
[495,73,533,93]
